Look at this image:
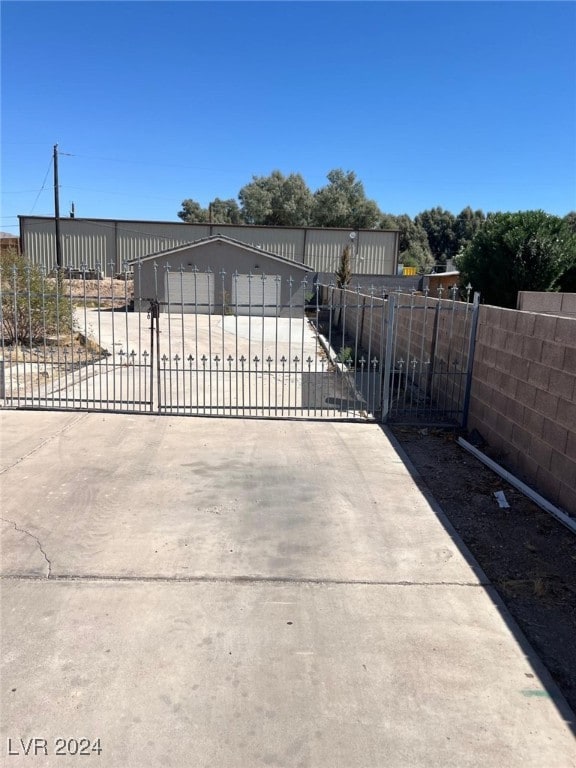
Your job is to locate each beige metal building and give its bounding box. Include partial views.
[133,235,312,316]
[18,216,399,277]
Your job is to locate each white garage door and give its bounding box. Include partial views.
[232,274,280,316]
[166,272,214,313]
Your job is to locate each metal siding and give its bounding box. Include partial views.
[61,219,114,273]
[118,234,172,264]
[23,228,55,270]
[304,229,356,273]
[62,232,107,273]
[213,227,302,262]
[19,217,398,277]
[116,221,208,267]
[303,229,398,275]
[22,219,113,274]
[356,230,398,275]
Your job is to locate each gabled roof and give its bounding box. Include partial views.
[129,234,311,272]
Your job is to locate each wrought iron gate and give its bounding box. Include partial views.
[0,264,380,420]
[0,262,479,424]
[381,288,480,425]
[319,284,480,426]
[150,271,382,419]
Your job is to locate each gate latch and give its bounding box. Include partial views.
[147,299,160,322]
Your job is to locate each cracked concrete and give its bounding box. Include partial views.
[1,411,575,768]
[0,517,52,577]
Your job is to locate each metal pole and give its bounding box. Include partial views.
[381,294,396,422]
[53,144,62,273]
[148,299,159,412]
[461,292,481,429]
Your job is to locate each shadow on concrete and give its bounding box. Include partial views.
[380,423,576,737]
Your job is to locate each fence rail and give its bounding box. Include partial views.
[1,261,478,424]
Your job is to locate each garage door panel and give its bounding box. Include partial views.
[232,275,279,316]
[167,273,214,314]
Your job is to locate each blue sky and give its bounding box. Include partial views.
[2,1,575,233]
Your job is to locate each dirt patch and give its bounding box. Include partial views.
[2,335,110,397]
[389,425,576,716]
[52,277,134,303]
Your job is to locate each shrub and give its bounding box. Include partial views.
[1,250,74,346]
[337,346,353,365]
[457,211,576,308]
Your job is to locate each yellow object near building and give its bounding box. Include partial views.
[402,266,417,276]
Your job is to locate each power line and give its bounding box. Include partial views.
[57,185,190,203]
[29,156,53,214]
[4,189,54,195]
[63,152,254,175]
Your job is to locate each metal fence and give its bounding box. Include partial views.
[0,261,479,424]
[0,262,378,420]
[321,283,480,426]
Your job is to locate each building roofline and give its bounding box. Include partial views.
[431,270,460,277]
[128,234,312,271]
[18,214,399,234]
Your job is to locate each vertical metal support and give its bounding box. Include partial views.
[426,296,442,403]
[381,294,396,422]
[461,292,480,429]
[148,299,160,413]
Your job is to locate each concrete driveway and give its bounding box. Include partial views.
[1,411,574,767]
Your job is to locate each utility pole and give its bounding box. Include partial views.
[53,143,62,272]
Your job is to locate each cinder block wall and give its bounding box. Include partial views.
[517,292,576,319]
[468,306,576,515]
[391,294,476,417]
[321,286,576,515]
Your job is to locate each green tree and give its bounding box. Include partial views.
[208,198,243,225]
[312,169,381,229]
[395,214,431,255]
[415,207,457,264]
[238,171,313,226]
[563,211,576,234]
[380,213,434,273]
[457,211,576,308]
[335,244,352,288]
[1,249,74,345]
[177,199,210,223]
[556,263,576,292]
[400,243,436,274]
[454,207,485,253]
[178,197,244,225]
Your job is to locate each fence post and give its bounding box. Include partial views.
[148,299,160,413]
[380,294,396,422]
[461,292,481,429]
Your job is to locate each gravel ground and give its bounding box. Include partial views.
[389,425,576,717]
